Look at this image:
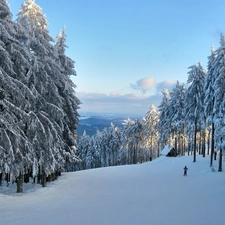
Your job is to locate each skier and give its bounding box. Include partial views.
[183,166,188,176]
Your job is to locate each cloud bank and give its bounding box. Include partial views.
[77,77,177,116]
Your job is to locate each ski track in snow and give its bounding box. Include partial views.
[0,155,224,225]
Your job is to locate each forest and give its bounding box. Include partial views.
[0,0,80,192]
[75,39,225,174]
[0,0,224,193]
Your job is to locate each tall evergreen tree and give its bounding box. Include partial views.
[17,0,80,185]
[168,81,186,155]
[76,131,90,170]
[122,118,134,164]
[143,104,159,159]
[123,118,144,164]
[213,34,225,171]
[106,123,122,166]
[54,27,80,160]
[158,89,170,148]
[0,0,36,192]
[184,62,206,162]
[204,45,217,166]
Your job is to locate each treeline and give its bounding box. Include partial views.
[74,35,225,172]
[72,105,159,170]
[0,0,80,192]
[157,36,225,172]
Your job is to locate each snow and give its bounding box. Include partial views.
[0,155,225,225]
[160,144,173,155]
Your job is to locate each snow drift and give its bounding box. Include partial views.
[0,155,224,225]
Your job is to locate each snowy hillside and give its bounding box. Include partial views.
[0,155,225,225]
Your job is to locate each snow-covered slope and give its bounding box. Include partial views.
[0,155,224,225]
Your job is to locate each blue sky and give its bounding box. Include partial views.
[7,0,225,116]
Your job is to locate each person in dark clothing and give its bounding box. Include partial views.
[183,166,188,176]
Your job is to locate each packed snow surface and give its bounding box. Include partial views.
[0,155,224,225]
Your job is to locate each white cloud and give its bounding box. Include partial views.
[157,79,177,93]
[131,76,157,93]
[130,77,176,94]
[109,92,121,97]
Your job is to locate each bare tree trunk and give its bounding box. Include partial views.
[0,173,2,186]
[178,134,182,155]
[112,150,115,166]
[218,149,222,172]
[42,172,47,187]
[128,142,132,164]
[157,141,160,158]
[188,142,190,156]
[175,137,177,155]
[202,130,206,157]
[207,130,210,155]
[17,173,24,193]
[133,145,137,164]
[193,122,197,162]
[214,151,217,160]
[37,166,41,184]
[180,136,184,156]
[210,123,215,166]
[24,170,30,183]
[5,173,10,185]
[198,134,201,155]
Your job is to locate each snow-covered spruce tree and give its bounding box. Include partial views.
[213,34,225,171]
[0,0,37,192]
[91,130,102,168]
[143,104,159,159]
[122,118,144,164]
[17,0,65,186]
[54,27,80,168]
[168,81,186,155]
[90,132,102,168]
[83,135,97,170]
[77,130,97,170]
[97,128,108,167]
[109,124,122,166]
[122,118,134,164]
[76,125,123,170]
[157,89,170,148]
[76,131,90,170]
[98,126,115,167]
[184,62,206,162]
[101,123,122,166]
[204,45,217,166]
[17,0,80,185]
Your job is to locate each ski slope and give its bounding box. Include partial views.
[0,155,224,225]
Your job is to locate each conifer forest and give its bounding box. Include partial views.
[1,0,225,192]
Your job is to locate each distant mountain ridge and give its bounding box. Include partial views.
[77,115,127,136]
